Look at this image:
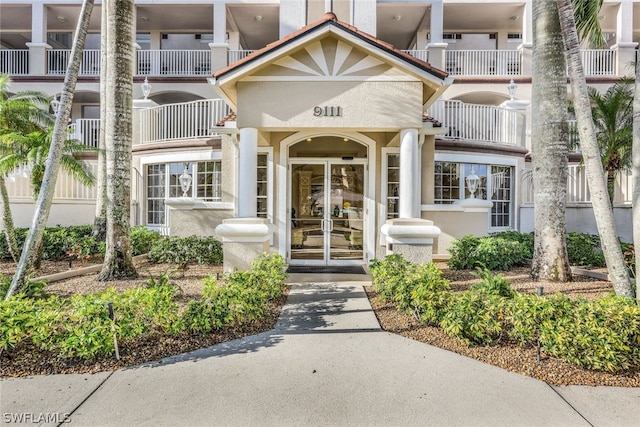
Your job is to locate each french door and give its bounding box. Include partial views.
[289,160,366,265]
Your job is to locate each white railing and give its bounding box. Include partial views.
[427,99,526,146]
[0,50,29,75]
[580,49,616,76]
[402,50,429,62]
[139,98,231,143]
[6,164,98,201]
[521,166,632,204]
[445,50,522,76]
[136,50,210,76]
[71,119,100,149]
[228,50,255,64]
[47,49,101,75]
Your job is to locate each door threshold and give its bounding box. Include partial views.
[286,265,367,275]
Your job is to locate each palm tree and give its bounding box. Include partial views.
[6,0,95,299]
[0,74,50,261]
[97,0,137,281]
[556,0,634,297]
[588,80,633,204]
[530,0,572,282]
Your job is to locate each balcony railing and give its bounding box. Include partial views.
[139,98,231,143]
[521,165,632,205]
[136,50,211,76]
[228,50,255,64]
[6,164,97,201]
[402,50,429,62]
[579,49,616,76]
[445,50,522,76]
[71,119,100,149]
[48,49,101,75]
[427,99,526,146]
[0,49,29,75]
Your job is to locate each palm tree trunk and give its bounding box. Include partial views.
[607,169,616,205]
[97,0,137,281]
[557,0,634,298]
[633,49,640,292]
[92,0,108,241]
[5,0,95,299]
[530,0,572,282]
[0,176,19,263]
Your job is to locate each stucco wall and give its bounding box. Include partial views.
[1,202,96,230]
[237,81,423,129]
[519,205,633,243]
[423,208,491,255]
[169,208,234,238]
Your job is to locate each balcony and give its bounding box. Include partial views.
[70,119,100,149]
[48,49,101,76]
[139,99,230,144]
[6,164,97,201]
[136,50,211,76]
[0,49,29,75]
[444,50,522,76]
[427,99,526,147]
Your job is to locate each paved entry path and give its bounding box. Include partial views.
[2,278,639,427]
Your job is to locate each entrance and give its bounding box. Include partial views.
[289,160,365,265]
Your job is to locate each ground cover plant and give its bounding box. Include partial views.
[370,254,640,374]
[0,254,288,376]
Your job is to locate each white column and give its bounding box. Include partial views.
[280,0,306,39]
[429,1,443,44]
[400,129,419,218]
[352,0,376,36]
[30,1,46,43]
[614,0,638,77]
[213,1,227,44]
[522,0,533,46]
[238,127,258,217]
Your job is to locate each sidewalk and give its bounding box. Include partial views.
[2,278,639,427]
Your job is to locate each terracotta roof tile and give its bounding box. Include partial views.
[422,112,442,127]
[216,111,236,126]
[213,12,448,81]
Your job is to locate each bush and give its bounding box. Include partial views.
[371,254,640,372]
[148,235,223,265]
[566,232,605,267]
[492,231,534,258]
[448,235,528,271]
[130,226,162,256]
[0,254,288,359]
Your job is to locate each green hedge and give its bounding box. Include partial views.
[147,235,223,265]
[371,254,640,373]
[0,254,287,360]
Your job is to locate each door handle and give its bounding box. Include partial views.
[321,219,326,232]
[328,219,334,232]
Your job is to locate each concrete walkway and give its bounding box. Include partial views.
[2,277,639,427]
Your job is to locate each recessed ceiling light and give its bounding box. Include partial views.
[140,16,150,22]
[56,16,66,22]
[393,15,402,21]
[510,15,519,21]
[255,15,263,22]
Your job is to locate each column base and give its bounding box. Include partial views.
[380,218,441,264]
[215,218,276,272]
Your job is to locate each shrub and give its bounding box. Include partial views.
[439,290,507,345]
[148,235,223,265]
[470,268,514,298]
[130,226,162,256]
[491,231,534,258]
[566,232,606,267]
[448,235,528,271]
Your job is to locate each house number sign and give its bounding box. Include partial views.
[313,106,342,117]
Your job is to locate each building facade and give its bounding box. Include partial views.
[1,0,637,269]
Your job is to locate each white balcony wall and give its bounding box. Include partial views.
[1,50,29,75]
[521,166,632,205]
[71,119,100,149]
[445,50,522,76]
[228,50,255,64]
[47,49,101,75]
[428,100,525,146]
[139,99,230,143]
[136,50,210,76]
[579,49,616,76]
[6,164,98,201]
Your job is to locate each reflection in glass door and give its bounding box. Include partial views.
[289,161,365,265]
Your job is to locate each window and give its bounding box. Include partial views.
[196,161,221,201]
[434,161,514,228]
[257,154,268,218]
[386,154,400,219]
[434,162,460,203]
[507,33,523,40]
[146,164,166,225]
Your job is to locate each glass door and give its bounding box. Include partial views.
[289,161,365,265]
